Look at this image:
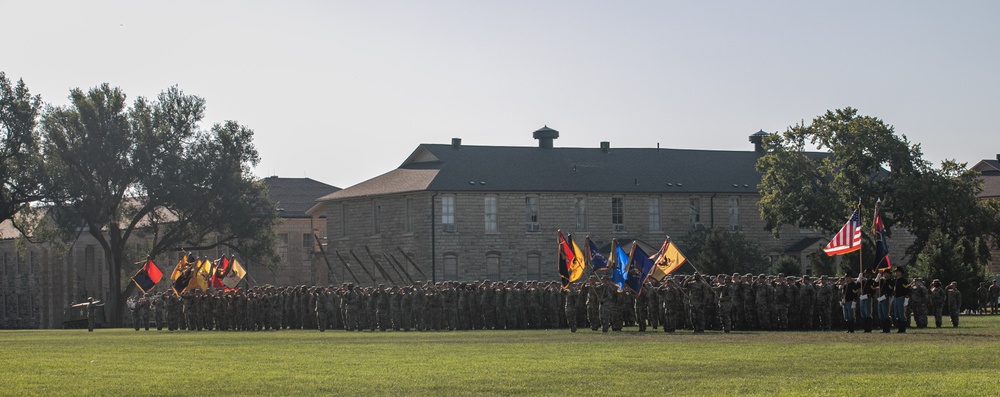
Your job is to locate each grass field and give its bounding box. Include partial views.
[2,317,999,396]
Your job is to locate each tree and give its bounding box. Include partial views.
[757,107,1000,270]
[769,256,802,277]
[912,230,988,311]
[678,226,768,275]
[0,72,42,225]
[38,84,278,326]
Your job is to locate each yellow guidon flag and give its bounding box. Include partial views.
[222,259,247,289]
[185,258,213,292]
[648,239,688,282]
[170,254,189,281]
[568,234,587,283]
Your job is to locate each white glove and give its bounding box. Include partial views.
[860,294,868,300]
[852,302,857,310]
[904,298,909,307]
[877,296,886,302]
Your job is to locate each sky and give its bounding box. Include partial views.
[4,1,999,188]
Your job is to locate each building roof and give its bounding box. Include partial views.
[0,219,18,240]
[321,131,825,201]
[262,177,341,218]
[972,158,1000,173]
[981,174,1000,199]
[972,157,1000,199]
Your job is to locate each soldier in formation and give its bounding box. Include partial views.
[126,267,978,333]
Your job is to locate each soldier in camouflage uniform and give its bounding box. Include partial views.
[773,275,789,330]
[481,283,496,330]
[584,279,601,331]
[153,292,166,331]
[598,278,616,332]
[128,295,140,331]
[564,284,580,332]
[718,275,738,333]
[375,284,390,331]
[549,283,562,330]
[946,282,962,327]
[909,278,929,328]
[799,276,816,330]
[815,276,835,331]
[740,274,756,330]
[754,275,772,331]
[688,274,714,333]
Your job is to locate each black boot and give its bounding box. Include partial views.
[882,319,891,333]
[846,320,855,333]
[897,322,906,333]
[863,318,872,333]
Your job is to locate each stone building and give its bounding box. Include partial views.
[313,127,835,285]
[0,176,339,329]
[972,154,1000,275]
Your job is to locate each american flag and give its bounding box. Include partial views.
[823,210,862,256]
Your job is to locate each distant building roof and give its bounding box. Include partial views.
[321,133,825,201]
[972,157,1000,199]
[980,174,1000,199]
[262,177,341,218]
[0,219,18,240]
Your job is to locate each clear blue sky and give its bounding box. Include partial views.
[5,1,998,188]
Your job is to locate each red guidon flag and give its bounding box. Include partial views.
[131,259,163,294]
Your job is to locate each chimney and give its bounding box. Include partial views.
[600,141,610,153]
[749,130,769,153]
[451,138,462,149]
[532,125,559,149]
[996,153,999,162]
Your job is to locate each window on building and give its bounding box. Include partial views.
[525,196,538,223]
[303,233,313,253]
[612,197,624,230]
[372,201,381,235]
[443,254,458,280]
[648,197,660,231]
[404,198,414,234]
[442,196,456,231]
[85,245,95,273]
[728,197,740,231]
[484,196,498,232]
[526,253,541,280]
[486,253,501,280]
[341,203,349,237]
[689,198,701,228]
[278,233,288,263]
[574,197,587,230]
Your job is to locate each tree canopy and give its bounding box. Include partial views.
[757,107,1000,271]
[0,72,42,225]
[36,83,278,325]
[678,226,768,276]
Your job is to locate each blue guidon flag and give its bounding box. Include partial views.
[587,237,608,271]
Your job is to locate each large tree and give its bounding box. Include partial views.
[757,107,1000,269]
[38,84,278,326]
[678,226,768,275]
[0,72,42,226]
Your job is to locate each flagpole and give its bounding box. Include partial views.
[859,199,863,276]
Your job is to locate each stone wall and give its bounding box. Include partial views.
[324,191,841,284]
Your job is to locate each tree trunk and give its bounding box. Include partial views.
[103,246,126,327]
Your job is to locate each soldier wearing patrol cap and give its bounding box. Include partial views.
[946,282,962,327]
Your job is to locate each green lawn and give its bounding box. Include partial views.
[2,317,999,396]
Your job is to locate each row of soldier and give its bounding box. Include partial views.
[123,271,976,333]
